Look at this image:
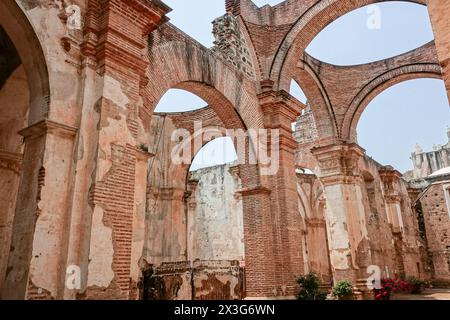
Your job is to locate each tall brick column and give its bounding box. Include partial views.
[69,0,170,299]
[312,142,372,284]
[238,181,274,298]
[257,89,304,297]
[2,120,77,300]
[427,0,450,102]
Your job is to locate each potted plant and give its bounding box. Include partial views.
[296,272,327,300]
[407,277,426,294]
[332,280,354,300]
[373,278,395,300]
[372,277,410,300]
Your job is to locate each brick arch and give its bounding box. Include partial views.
[294,57,338,139]
[156,108,250,187]
[270,0,428,91]
[146,27,263,131]
[0,0,50,123]
[342,63,442,141]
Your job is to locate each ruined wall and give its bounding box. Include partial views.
[188,164,244,262]
[358,159,397,277]
[419,178,450,281]
[143,159,245,300]
[359,158,428,279]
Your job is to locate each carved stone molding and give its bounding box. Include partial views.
[311,141,365,184]
[0,149,23,175]
[236,185,271,196]
[379,166,403,196]
[19,120,78,141]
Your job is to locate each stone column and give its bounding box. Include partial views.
[186,179,199,262]
[2,120,77,300]
[0,150,22,293]
[427,0,450,101]
[257,89,304,297]
[311,142,371,284]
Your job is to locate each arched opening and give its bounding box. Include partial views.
[296,166,332,286]
[140,85,246,300]
[154,89,208,113]
[306,2,434,66]
[0,1,49,296]
[290,79,312,133]
[190,137,238,171]
[290,79,308,105]
[357,79,449,174]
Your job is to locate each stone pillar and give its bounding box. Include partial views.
[237,183,274,298]
[311,142,371,284]
[0,150,22,293]
[2,120,77,300]
[257,89,304,296]
[427,0,450,101]
[72,0,170,299]
[186,179,199,262]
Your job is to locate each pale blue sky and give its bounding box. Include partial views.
[158,1,450,172]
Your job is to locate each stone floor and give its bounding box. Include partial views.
[392,289,450,300]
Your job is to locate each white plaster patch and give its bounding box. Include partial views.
[330,250,351,270]
[103,75,130,109]
[188,164,244,261]
[324,184,350,250]
[97,105,135,181]
[355,185,369,239]
[87,206,115,288]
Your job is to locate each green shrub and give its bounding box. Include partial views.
[407,277,427,294]
[296,272,327,300]
[332,280,354,300]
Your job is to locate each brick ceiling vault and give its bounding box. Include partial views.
[229,0,441,143]
[145,24,262,132]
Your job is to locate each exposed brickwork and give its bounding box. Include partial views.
[419,181,450,281]
[90,144,137,297]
